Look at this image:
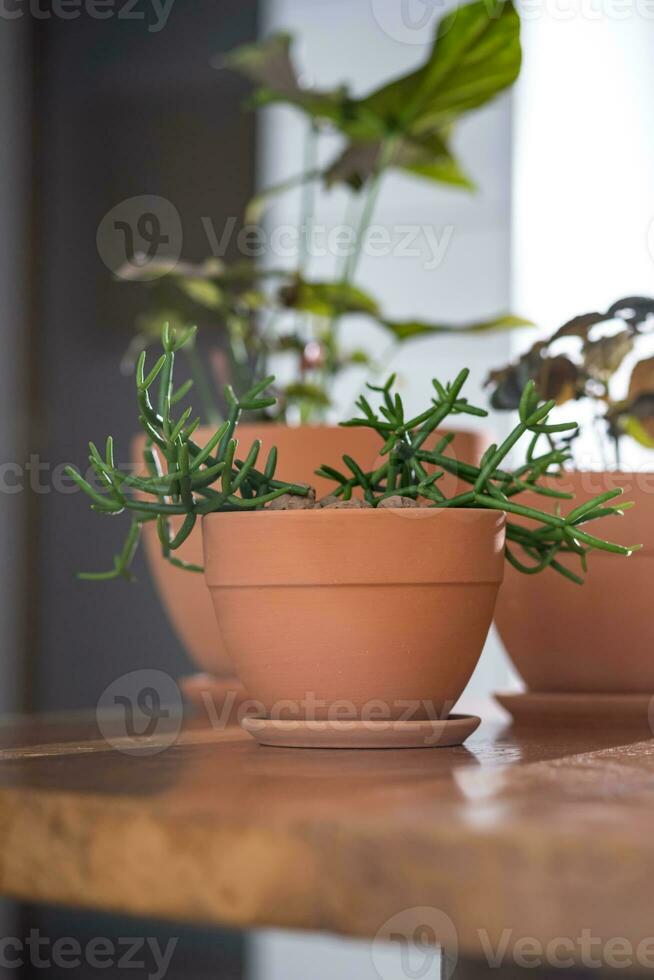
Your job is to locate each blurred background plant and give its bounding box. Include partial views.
[120,0,531,424]
[486,296,654,467]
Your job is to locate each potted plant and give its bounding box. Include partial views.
[486,296,654,711]
[120,0,530,681]
[67,327,635,746]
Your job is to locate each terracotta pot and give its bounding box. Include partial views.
[132,425,487,677]
[202,508,506,718]
[494,470,654,693]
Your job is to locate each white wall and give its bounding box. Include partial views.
[513,12,654,471]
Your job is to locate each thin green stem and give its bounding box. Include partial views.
[183,343,221,426]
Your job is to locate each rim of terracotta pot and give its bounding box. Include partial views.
[202,507,506,587]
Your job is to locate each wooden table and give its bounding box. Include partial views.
[0,701,653,978]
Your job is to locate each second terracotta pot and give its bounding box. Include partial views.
[203,508,506,718]
[494,470,654,693]
[133,425,487,677]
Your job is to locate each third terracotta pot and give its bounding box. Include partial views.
[494,470,654,693]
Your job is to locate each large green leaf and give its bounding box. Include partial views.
[223,1,521,191]
[383,313,533,342]
[325,0,521,188]
[373,0,520,131]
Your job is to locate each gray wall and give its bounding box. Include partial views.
[30,0,258,711]
[0,18,30,714]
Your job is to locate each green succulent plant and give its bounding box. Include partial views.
[65,325,309,581]
[68,327,638,584]
[120,0,530,423]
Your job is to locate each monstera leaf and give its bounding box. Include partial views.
[356,0,521,134]
[224,0,521,190]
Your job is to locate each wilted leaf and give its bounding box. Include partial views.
[627,355,654,402]
[219,33,348,122]
[278,280,380,317]
[609,362,654,444]
[607,296,654,327]
[488,344,580,410]
[582,330,634,382]
[619,415,654,448]
[536,356,579,405]
[486,350,541,411]
[551,312,607,342]
[383,313,533,342]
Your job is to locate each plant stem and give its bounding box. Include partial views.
[183,343,221,426]
[298,122,318,276]
[343,134,396,285]
[322,135,397,398]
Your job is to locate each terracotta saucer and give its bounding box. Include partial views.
[241,714,481,749]
[496,692,654,729]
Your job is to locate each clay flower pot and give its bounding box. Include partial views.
[495,470,654,693]
[132,426,487,679]
[202,507,505,745]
